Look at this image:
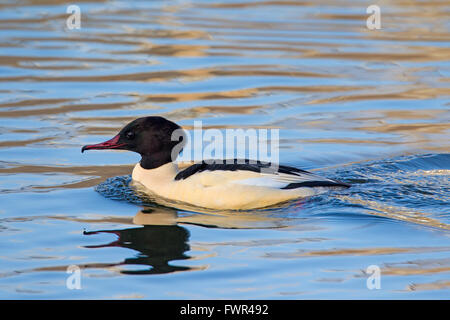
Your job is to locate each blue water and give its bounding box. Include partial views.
[0,0,449,299]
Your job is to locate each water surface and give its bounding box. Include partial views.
[0,0,449,299]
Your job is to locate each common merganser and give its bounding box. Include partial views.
[82,116,349,210]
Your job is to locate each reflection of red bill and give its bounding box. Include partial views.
[293,199,304,210]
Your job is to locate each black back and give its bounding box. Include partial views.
[175,159,309,180]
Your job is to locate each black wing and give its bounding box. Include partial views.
[174,159,350,189]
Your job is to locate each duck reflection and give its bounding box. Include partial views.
[83,207,192,275]
[83,202,295,275]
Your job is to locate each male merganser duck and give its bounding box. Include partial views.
[82,116,349,210]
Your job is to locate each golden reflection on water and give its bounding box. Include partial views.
[336,195,450,230]
[0,0,449,296]
[0,164,133,189]
[0,0,447,215]
[265,246,450,258]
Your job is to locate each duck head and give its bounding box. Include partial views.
[82,116,186,169]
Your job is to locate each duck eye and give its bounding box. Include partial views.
[126,131,135,140]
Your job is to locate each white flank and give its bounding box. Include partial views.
[131,162,339,210]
